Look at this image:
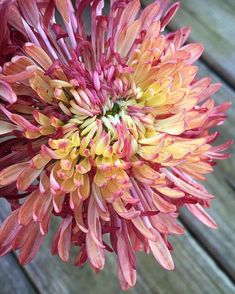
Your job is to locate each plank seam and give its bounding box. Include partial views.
[179,216,235,284]
[11,253,41,294]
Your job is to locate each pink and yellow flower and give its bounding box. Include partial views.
[0,0,232,290]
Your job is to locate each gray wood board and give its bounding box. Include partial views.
[0,200,234,294]
[0,254,38,294]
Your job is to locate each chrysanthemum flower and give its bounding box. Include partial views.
[0,0,232,290]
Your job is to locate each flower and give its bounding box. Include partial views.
[0,0,232,290]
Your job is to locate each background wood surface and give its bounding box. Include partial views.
[0,1,235,293]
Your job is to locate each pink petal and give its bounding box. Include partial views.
[12,226,29,250]
[58,215,72,262]
[53,193,65,213]
[24,43,53,70]
[74,204,88,233]
[17,0,39,28]
[161,2,180,30]
[152,192,177,213]
[69,189,81,210]
[86,231,105,270]
[198,83,221,102]
[19,223,44,265]
[117,20,141,57]
[117,232,136,287]
[33,193,52,224]
[92,182,107,213]
[55,0,70,23]
[113,198,140,220]
[0,209,21,247]
[39,201,53,235]
[0,65,37,83]
[87,197,105,248]
[0,80,17,104]
[0,243,12,256]
[8,5,27,36]
[0,104,39,132]
[118,0,140,31]
[0,162,29,186]
[163,169,214,200]
[51,227,61,256]
[0,121,18,135]
[118,265,130,291]
[17,165,43,191]
[155,186,185,198]
[131,216,156,241]
[140,2,161,31]
[181,43,204,64]
[149,232,174,270]
[186,204,217,229]
[18,190,39,225]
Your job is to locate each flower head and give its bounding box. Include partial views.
[0,0,232,290]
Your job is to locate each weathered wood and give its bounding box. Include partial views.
[142,0,235,88]
[19,220,235,294]
[0,255,38,294]
[0,201,234,294]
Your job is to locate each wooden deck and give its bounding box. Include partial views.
[1,1,235,293]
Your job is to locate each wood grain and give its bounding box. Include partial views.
[18,220,235,294]
[0,254,38,294]
[1,200,234,294]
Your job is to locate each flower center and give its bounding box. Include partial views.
[105,102,121,117]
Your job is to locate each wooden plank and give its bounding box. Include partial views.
[0,255,38,294]
[0,201,234,294]
[19,220,235,294]
[180,61,235,281]
[142,0,235,88]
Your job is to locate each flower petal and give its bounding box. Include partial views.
[117,232,136,288]
[58,215,72,262]
[0,80,17,104]
[24,43,53,70]
[19,190,39,225]
[0,162,29,186]
[17,0,39,28]
[0,209,21,247]
[17,166,43,191]
[149,232,174,270]
[0,121,18,135]
[186,204,217,229]
[86,231,105,270]
[0,65,37,83]
[161,2,180,30]
[18,223,44,265]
